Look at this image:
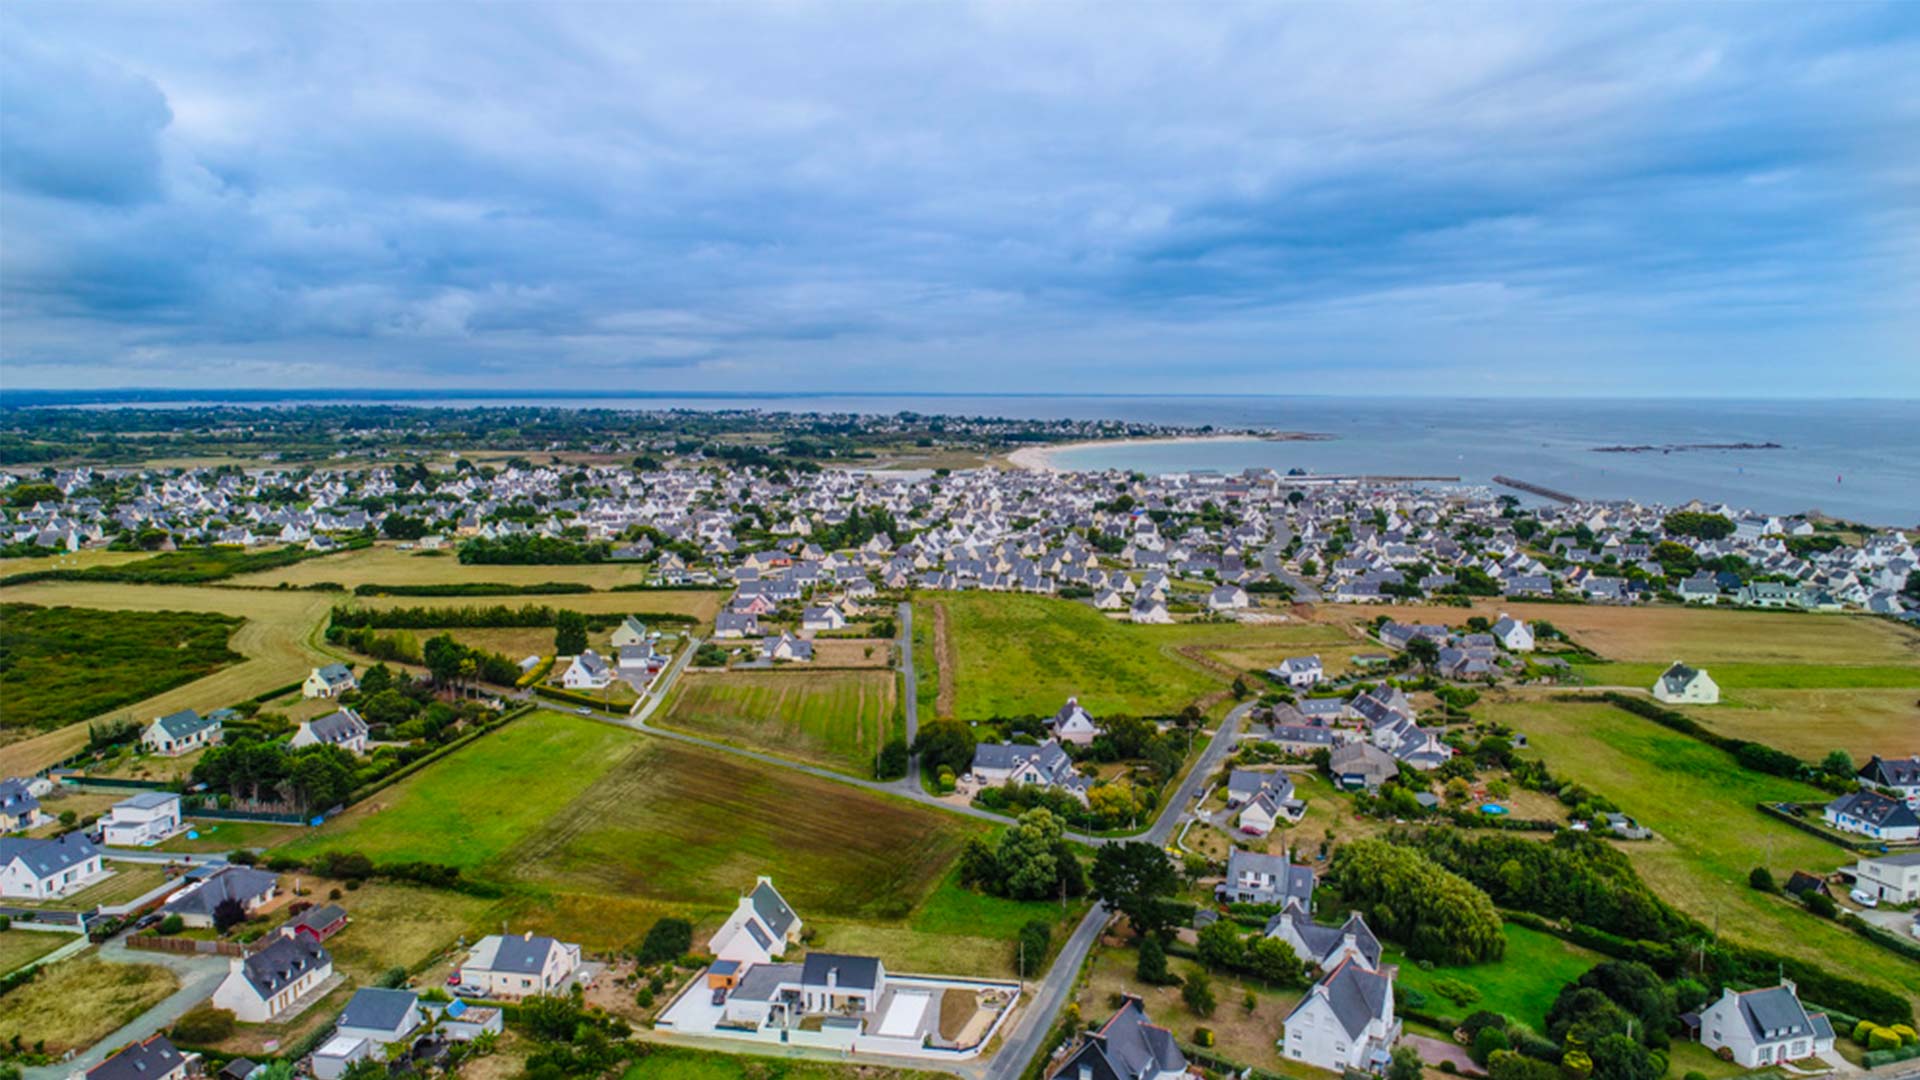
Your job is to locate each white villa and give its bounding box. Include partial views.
[101,792,182,847]
[709,877,803,967]
[459,932,584,999]
[1652,661,1719,704]
[1699,982,1836,1068]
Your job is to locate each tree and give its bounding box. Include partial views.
[1091,842,1180,939]
[1748,867,1775,892]
[1821,749,1856,778]
[1136,933,1173,985]
[1473,1026,1513,1065]
[636,917,692,964]
[1196,919,1247,971]
[554,610,589,656]
[1387,1045,1425,1080]
[1329,839,1505,964]
[995,808,1066,900]
[1588,1034,1661,1080]
[1489,1050,1564,1080]
[1245,934,1308,987]
[1405,635,1441,672]
[1661,511,1734,540]
[213,897,247,934]
[1015,920,1051,977]
[1182,971,1217,1016]
[875,737,909,781]
[912,719,977,778]
[423,633,466,689]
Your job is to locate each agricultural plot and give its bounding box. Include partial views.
[355,588,727,624]
[658,669,900,776]
[0,957,179,1053]
[0,603,243,733]
[1479,696,1920,1002]
[226,542,656,590]
[1680,687,1920,760]
[1567,659,1920,692]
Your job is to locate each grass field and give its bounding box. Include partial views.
[355,588,727,623]
[1567,659,1920,691]
[0,956,178,1052]
[503,736,977,923]
[659,669,900,776]
[227,542,658,590]
[157,818,312,853]
[1679,687,1920,760]
[0,929,68,974]
[919,593,1354,719]
[0,582,347,775]
[1389,923,1602,1032]
[1480,695,1920,1002]
[1319,601,1920,665]
[0,549,154,577]
[624,1047,944,1080]
[309,879,503,982]
[277,709,636,870]
[1,603,243,733]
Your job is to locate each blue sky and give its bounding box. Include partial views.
[2,2,1916,395]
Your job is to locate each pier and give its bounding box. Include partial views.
[1493,475,1578,503]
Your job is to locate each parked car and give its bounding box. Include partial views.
[1850,888,1879,908]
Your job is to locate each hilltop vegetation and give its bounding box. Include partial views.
[0,603,243,732]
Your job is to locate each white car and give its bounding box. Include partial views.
[1849,888,1878,908]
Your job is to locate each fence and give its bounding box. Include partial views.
[127,934,247,958]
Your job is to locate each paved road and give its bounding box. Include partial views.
[23,937,227,1080]
[1262,516,1322,602]
[896,601,922,792]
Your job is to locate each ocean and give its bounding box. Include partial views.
[10,392,1916,525]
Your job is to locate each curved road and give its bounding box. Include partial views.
[1262,516,1322,602]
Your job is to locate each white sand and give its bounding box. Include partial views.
[1007,434,1272,472]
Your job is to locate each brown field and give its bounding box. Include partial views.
[294,878,503,982]
[1315,601,1920,665]
[0,582,349,775]
[355,588,726,623]
[0,549,156,576]
[1678,687,1920,760]
[659,668,899,776]
[0,957,179,1052]
[227,542,658,590]
[811,638,896,668]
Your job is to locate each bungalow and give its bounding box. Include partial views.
[1280,957,1399,1073]
[0,778,44,832]
[212,934,333,1022]
[285,902,349,942]
[142,708,223,757]
[560,650,613,690]
[799,952,886,1015]
[1854,852,1920,904]
[1265,910,1382,973]
[713,611,762,639]
[1047,995,1189,1080]
[290,708,369,754]
[336,988,424,1057]
[460,932,584,998]
[1678,573,1721,603]
[801,604,846,632]
[758,632,814,663]
[1217,849,1315,909]
[1129,596,1172,625]
[79,1035,189,1080]
[303,664,358,699]
[1490,614,1534,652]
[1699,981,1835,1068]
[1047,697,1101,747]
[1652,661,1719,705]
[0,833,105,899]
[1269,655,1323,690]
[163,865,281,928]
[101,791,182,847]
[709,876,803,967]
[1823,790,1920,842]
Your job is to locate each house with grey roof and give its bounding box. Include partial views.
[710,876,804,966]
[459,931,584,999]
[101,791,182,846]
[560,649,613,690]
[1652,660,1719,705]
[336,987,424,1056]
[291,708,370,754]
[970,740,1090,805]
[162,865,281,928]
[0,778,44,832]
[1217,849,1315,910]
[141,708,223,756]
[1329,741,1399,792]
[1281,956,1399,1073]
[1047,995,1188,1080]
[0,832,105,899]
[1822,790,1920,842]
[1265,910,1382,973]
[1699,980,1835,1067]
[713,611,762,639]
[213,934,333,1022]
[304,663,358,700]
[81,1035,189,1080]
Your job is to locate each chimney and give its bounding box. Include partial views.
[1781,978,1796,995]
[523,930,532,941]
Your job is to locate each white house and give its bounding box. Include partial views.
[1823,790,1920,842]
[1047,697,1100,747]
[212,935,333,1022]
[1207,585,1250,612]
[1490,614,1534,652]
[709,877,803,967]
[1129,596,1172,624]
[1280,957,1399,1073]
[610,616,651,648]
[1270,656,1323,690]
[1652,661,1719,705]
[460,932,584,999]
[335,988,424,1058]
[801,604,846,632]
[290,709,369,754]
[1858,755,1920,807]
[1853,852,1920,903]
[560,650,613,690]
[1265,910,1382,973]
[304,664,358,699]
[1698,981,1835,1068]
[0,834,105,899]
[142,709,223,756]
[0,778,45,832]
[101,792,182,846]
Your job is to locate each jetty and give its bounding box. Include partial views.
[1493,475,1578,503]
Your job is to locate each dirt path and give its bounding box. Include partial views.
[931,600,956,719]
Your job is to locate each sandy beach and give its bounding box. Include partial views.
[1008,432,1320,472]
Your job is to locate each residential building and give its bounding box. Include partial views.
[1280,957,1399,1073]
[0,778,44,832]
[1823,790,1920,842]
[1853,852,1920,904]
[1047,995,1188,1080]
[709,877,803,967]
[78,1035,189,1080]
[1858,755,1920,807]
[213,934,334,1022]
[290,709,369,754]
[336,988,424,1057]
[1270,655,1324,690]
[1047,697,1101,747]
[142,708,222,756]
[560,650,613,690]
[1217,849,1315,909]
[162,865,280,928]
[1265,910,1382,973]
[0,833,104,899]
[304,664,359,699]
[1652,661,1719,705]
[1698,981,1836,1067]
[101,791,182,846]
[460,932,584,998]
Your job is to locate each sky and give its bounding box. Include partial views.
[2,2,1917,396]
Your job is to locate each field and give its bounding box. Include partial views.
[226,542,657,590]
[0,549,154,577]
[1389,923,1602,1033]
[659,669,900,776]
[1480,695,1920,1002]
[0,929,68,973]
[0,957,179,1052]
[156,818,312,854]
[277,709,637,871]
[624,1047,945,1080]
[0,603,243,733]
[1679,687,1920,760]
[308,879,503,982]
[0,582,346,775]
[1079,940,1302,1073]
[355,588,727,623]
[918,593,1355,719]
[1568,659,1920,692]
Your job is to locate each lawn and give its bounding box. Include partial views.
[157,818,312,854]
[0,603,242,733]
[0,957,179,1052]
[293,878,503,982]
[13,862,173,911]
[658,668,901,776]
[0,929,68,974]
[1679,687,1920,760]
[624,1046,944,1080]
[1389,923,1602,1033]
[276,709,637,871]
[502,736,978,924]
[922,593,1340,719]
[1479,695,1920,1003]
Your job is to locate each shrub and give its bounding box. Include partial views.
[1182,971,1217,1017]
[636,917,693,965]
[157,914,185,935]
[1015,920,1052,977]
[1137,934,1173,985]
[1870,1027,1903,1052]
[1804,891,1838,918]
[171,1004,236,1043]
[1473,1026,1512,1066]
[1748,867,1775,892]
[1193,1027,1215,1048]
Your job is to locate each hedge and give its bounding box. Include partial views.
[1753,802,1876,852]
[1864,1043,1920,1068]
[354,581,595,596]
[537,686,630,713]
[1839,913,1920,964]
[516,656,556,688]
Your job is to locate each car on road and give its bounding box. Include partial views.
[577,706,591,715]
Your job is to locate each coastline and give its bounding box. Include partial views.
[1008,432,1320,472]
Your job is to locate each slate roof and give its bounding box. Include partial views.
[1731,984,1817,1042]
[117,791,180,812]
[153,709,214,738]
[1055,996,1186,1080]
[750,879,798,938]
[237,935,330,1000]
[0,779,37,818]
[339,987,419,1033]
[305,709,368,745]
[163,865,278,918]
[315,663,355,685]
[482,934,562,974]
[1860,755,1920,789]
[730,962,801,1002]
[800,952,881,992]
[1826,790,1920,831]
[1660,661,1702,694]
[0,833,100,878]
[87,1035,185,1080]
[1296,956,1393,1038]
[1267,910,1382,970]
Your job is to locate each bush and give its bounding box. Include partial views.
[1015,920,1052,977]
[158,914,185,935]
[1870,1027,1903,1051]
[1193,1027,1215,1048]
[1182,971,1217,1017]
[1804,890,1838,918]
[636,917,693,965]
[1473,1026,1512,1065]
[1748,867,1775,892]
[171,1004,236,1043]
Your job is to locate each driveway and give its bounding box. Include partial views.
[23,936,228,1080]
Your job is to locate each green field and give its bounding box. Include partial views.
[624,1047,943,1080]
[0,929,68,974]
[658,669,900,776]
[157,818,313,854]
[1568,658,1920,691]
[1482,697,1920,1002]
[0,603,243,732]
[277,709,637,870]
[1390,923,1603,1032]
[920,592,1349,719]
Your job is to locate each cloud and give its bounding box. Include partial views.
[0,1,1915,394]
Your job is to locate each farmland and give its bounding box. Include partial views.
[0,603,243,733]
[1681,687,1920,759]
[0,928,67,974]
[354,588,727,624]
[658,669,901,776]
[1480,695,1920,1001]
[0,957,178,1053]
[226,542,657,590]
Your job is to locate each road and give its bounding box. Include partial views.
[1262,516,1322,602]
